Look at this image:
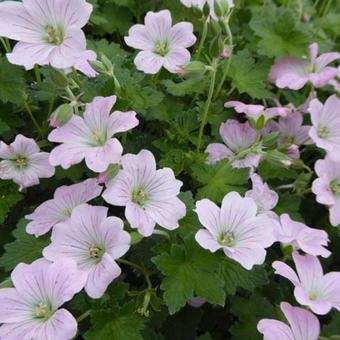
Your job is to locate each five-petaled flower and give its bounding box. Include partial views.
[26,178,102,237]
[270,42,340,90]
[0,134,55,191]
[48,95,139,172]
[102,149,186,237]
[124,10,196,74]
[43,204,131,299]
[273,252,340,315]
[0,0,93,70]
[194,192,276,270]
[0,258,87,340]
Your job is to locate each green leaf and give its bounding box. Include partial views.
[322,313,340,337]
[84,302,145,340]
[152,238,225,314]
[250,5,310,58]
[0,57,26,104]
[0,181,23,224]
[228,50,271,99]
[0,219,49,271]
[191,160,249,203]
[218,256,269,295]
[162,76,207,97]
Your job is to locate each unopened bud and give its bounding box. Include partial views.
[49,103,73,128]
[97,163,120,185]
[221,47,231,59]
[180,61,208,74]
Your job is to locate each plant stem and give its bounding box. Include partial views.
[196,59,218,151]
[34,65,41,84]
[118,258,152,289]
[23,100,44,139]
[213,21,233,100]
[153,229,170,240]
[65,86,79,115]
[77,310,91,322]
[0,37,10,53]
[196,17,208,58]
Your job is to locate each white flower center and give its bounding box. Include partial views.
[317,126,330,138]
[308,290,321,301]
[12,155,27,169]
[331,179,340,195]
[218,231,235,246]
[154,41,170,56]
[91,130,107,147]
[34,302,53,319]
[63,207,72,217]
[131,188,149,207]
[89,244,104,260]
[45,25,64,45]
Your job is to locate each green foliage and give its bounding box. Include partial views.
[0,57,26,104]
[228,50,271,98]
[250,5,311,58]
[0,219,49,271]
[191,160,250,202]
[152,238,225,314]
[0,181,23,224]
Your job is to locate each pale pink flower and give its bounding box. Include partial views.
[0,0,93,70]
[312,156,340,227]
[225,101,290,122]
[308,95,340,162]
[245,174,278,214]
[124,10,196,74]
[205,119,261,169]
[102,149,186,237]
[0,258,87,340]
[274,214,330,257]
[268,112,311,146]
[195,192,276,270]
[0,134,55,191]
[187,297,206,308]
[43,204,130,299]
[180,0,234,19]
[270,43,340,90]
[180,0,207,9]
[49,96,139,172]
[257,302,320,340]
[67,50,97,78]
[273,252,340,315]
[26,179,102,237]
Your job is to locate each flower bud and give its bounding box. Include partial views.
[49,103,73,128]
[221,47,231,59]
[97,163,120,185]
[180,61,208,74]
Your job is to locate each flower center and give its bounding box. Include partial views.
[154,41,170,56]
[13,155,27,169]
[218,232,235,246]
[34,302,53,319]
[282,135,295,144]
[63,207,72,217]
[91,130,107,147]
[89,245,104,259]
[131,188,149,207]
[45,25,64,45]
[317,126,330,138]
[309,290,320,301]
[331,179,340,195]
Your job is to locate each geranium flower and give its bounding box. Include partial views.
[273,214,330,258]
[273,252,340,315]
[205,119,261,169]
[245,173,278,215]
[43,204,130,299]
[194,192,276,270]
[225,101,290,122]
[0,0,93,70]
[308,95,340,162]
[268,111,311,146]
[312,156,340,227]
[0,258,86,340]
[68,50,97,78]
[270,43,340,90]
[0,134,55,191]
[26,179,102,237]
[49,96,139,172]
[257,302,320,340]
[102,149,186,237]
[124,10,196,74]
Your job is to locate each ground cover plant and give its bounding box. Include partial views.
[0,0,339,339]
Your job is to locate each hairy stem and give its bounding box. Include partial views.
[23,100,44,139]
[196,17,208,58]
[77,310,91,323]
[118,258,152,289]
[196,59,218,151]
[34,65,42,84]
[0,37,10,53]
